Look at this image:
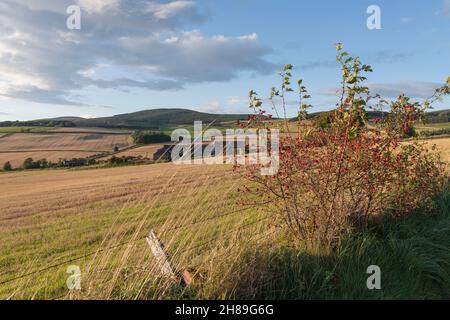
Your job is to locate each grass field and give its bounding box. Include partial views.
[415,122,450,132]
[0,126,53,133]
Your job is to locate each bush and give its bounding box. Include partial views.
[3,161,12,171]
[22,158,52,169]
[23,158,36,169]
[239,44,449,249]
[402,125,417,138]
[131,131,171,144]
[108,155,141,165]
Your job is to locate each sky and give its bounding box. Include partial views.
[0,0,449,121]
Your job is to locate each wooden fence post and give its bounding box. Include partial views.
[146,230,192,286]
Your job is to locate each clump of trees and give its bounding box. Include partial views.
[20,157,97,170]
[108,155,142,165]
[3,161,12,171]
[239,44,449,249]
[23,158,49,169]
[131,131,171,144]
[0,120,76,128]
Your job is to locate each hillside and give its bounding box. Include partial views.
[424,109,450,123]
[2,108,448,130]
[52,109,251,129]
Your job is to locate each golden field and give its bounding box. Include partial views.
[0,134,448,299]
[0,131,131,168]
[416,136,450,164]
[0,163,268,299]
[98,143,168,161]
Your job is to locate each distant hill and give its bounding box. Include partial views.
[2,107,448,130]
[303,109,449,123]
[424,109,450,123]
[48,109,252,129]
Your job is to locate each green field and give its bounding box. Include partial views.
[0,126,53,133]
[415,122,450,132]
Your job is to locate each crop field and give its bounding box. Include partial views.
[49,127,133,134]
[0,151,99,169]
[0,131,132,168]
[0,129,449,300]
[0,126,53,133]
[0,163,263,299]
[415,122,450,132]
[99,143,169,161]
[2,157,450,300]
[406,136,450,164]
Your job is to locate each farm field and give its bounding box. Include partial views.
[0,126,53,133]
[415,122,450,132]
[0,125,449,299]
[0,151,99,169]
[0,131,132,168]
[417,136,450,163]
[401,136,450,165]
[1,159,450,300]
[49,127,133,134]
[99,143,168,161]
[0,163,256,299]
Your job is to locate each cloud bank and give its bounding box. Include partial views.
[0,0,275,106]
[321,81,442,99]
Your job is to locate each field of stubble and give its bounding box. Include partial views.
[0,163,266,299]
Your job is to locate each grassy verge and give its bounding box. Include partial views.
[188,187,450,300]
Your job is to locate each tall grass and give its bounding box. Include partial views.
[73,185,450,300]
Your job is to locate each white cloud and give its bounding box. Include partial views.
[0,1,274,106]
[198,101,222,113]
[400,17,414,23]
[80,114,97,119]
[146,0,195,19]
[77,0,121,14]
[321,81,443,99]
[227,96,247,105]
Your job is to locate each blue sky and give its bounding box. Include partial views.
[0,0,449,121]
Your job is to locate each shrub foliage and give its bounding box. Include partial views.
[239,44,449,248]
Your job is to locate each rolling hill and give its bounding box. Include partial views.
[2,107,449,130]
[50,109,251,129]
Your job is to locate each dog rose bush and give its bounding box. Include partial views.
[238,44,449,248]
